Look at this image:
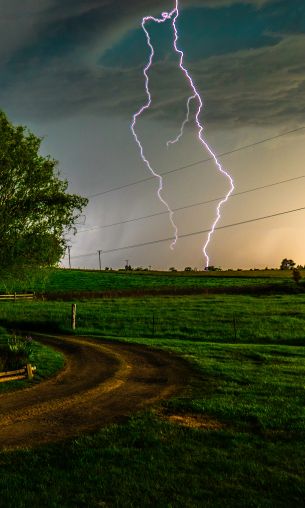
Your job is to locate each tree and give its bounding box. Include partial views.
[280,258,295,270]
[292,268,302,284]
[0,111,88,271]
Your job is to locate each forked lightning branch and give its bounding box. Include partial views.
[131,0,234,268]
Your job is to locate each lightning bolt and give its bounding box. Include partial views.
[131,12,178,250]
[167,94,196,146]
[132,1,234,267]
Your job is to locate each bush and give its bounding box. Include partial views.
[0,334,33,371]
[292,268,302,284]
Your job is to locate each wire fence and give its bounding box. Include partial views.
[1,297,305,345]
[70,312,305,344]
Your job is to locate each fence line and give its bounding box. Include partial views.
[0,293,35,301]
[0,364,36,383]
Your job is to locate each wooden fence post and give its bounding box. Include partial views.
[71,304,77,330]
[26,364,33,380]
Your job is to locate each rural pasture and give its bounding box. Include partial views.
[0,269,304,507]
[0,267,295,294]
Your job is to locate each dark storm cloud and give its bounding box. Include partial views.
[0,0,303,128]
[0,0,290,65]
[0,0,279,62]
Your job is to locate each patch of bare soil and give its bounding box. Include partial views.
[164,413,223,430]
[0,334,191,450]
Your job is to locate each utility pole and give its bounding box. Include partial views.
[67,245,71,269]
[98,250,102,271]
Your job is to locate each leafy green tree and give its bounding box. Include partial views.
[280,258,295,270]
[0,111,88,271]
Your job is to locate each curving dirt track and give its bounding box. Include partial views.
[0,334,191,450]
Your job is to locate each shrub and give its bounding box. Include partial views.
[8,335,33,356]
[292,268,302,284]
[0,335,33,371]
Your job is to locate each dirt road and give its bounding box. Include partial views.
[0,334,191,450]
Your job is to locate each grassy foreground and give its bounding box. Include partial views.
[0,270,305,506]
[0,338,304,507]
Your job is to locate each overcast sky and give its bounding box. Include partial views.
[1,0,305,269]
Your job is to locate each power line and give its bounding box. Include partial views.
[71,204,305,259]
[87,125,305,199]
[78,173,305,233]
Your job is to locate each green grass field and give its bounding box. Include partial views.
[1,293,305,344]
[0,267,300,295]
[0,270,305,506]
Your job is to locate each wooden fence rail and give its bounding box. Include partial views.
[0,293,35,301]
[0,364,36,383]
